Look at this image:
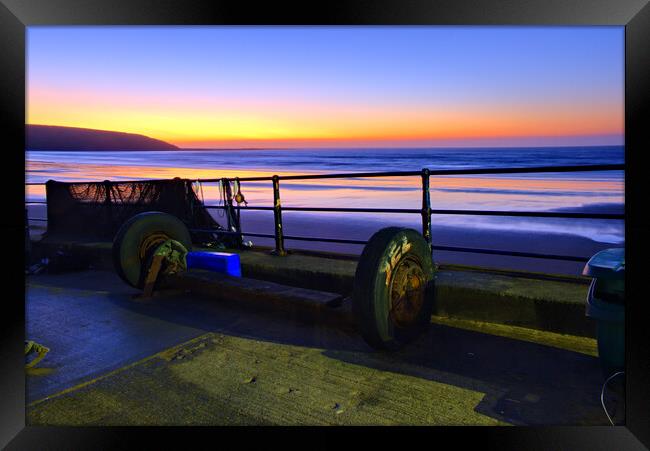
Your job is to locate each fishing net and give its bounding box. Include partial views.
[44,178,240,247]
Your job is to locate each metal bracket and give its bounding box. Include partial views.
[142,253,165,298]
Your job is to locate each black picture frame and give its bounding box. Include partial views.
[2,1,649,448]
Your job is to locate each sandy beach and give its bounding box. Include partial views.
[235,210,616,275]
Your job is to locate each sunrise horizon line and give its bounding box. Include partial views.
[26,123,624,150]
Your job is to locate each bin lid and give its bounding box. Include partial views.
[582,247,625,278]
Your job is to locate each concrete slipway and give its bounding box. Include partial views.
[24,239,624,425]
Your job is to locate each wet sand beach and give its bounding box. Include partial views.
[27,202,616,276]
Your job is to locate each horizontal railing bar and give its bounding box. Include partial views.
[283,235,367,245]
[27,218,47,222]
[203,204,623,219]
[189,227,367,244]
[196,164,624,182]
[189,228,277,239]
[423,163,624,176]
[204,205,421,214]
[25,201,47,204]
[188,227,590,260]
[430,209,624,219]
[204,205,271,211]
[432,245,589,262]
[236,232,277,239]
[197,171,417,182]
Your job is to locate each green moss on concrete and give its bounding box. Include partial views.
[433,271,593,337]
[438,263,591,284]
[430,316,597,357]
[28,333,504,426]
[436,271,588,304]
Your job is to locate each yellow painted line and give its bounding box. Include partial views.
[28,332,215,409]
[431,315,597,357]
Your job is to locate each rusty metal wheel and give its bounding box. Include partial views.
[389,255,427,328]
[353,227,436,350]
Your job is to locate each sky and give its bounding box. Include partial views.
[26,26,624,149]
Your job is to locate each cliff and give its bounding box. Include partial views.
[27,125,178,151]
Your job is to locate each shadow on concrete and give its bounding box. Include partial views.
[27,270,618,425]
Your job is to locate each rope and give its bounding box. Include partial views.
[25,340,49,368]
[601,371,625,425]
[216,180,225,217]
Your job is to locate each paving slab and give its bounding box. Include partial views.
[25,270,621,426]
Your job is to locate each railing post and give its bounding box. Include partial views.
[421,168,432,249]
[103,179,112,227]
[221,178,232,232]
[272,175,287,256]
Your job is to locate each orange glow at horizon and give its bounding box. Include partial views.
[27,86,623,148]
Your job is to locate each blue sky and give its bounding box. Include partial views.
[27,26,624,148]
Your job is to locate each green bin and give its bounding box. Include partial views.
[583,248,625,377]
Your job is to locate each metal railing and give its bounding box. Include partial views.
[25,163,624,263]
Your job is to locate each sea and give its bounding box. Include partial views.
[25,146,625,274]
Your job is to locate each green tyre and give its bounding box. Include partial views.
[353,227,436,350]
[112,211,192,289]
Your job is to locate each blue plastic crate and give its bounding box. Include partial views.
[186,251,242,277]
